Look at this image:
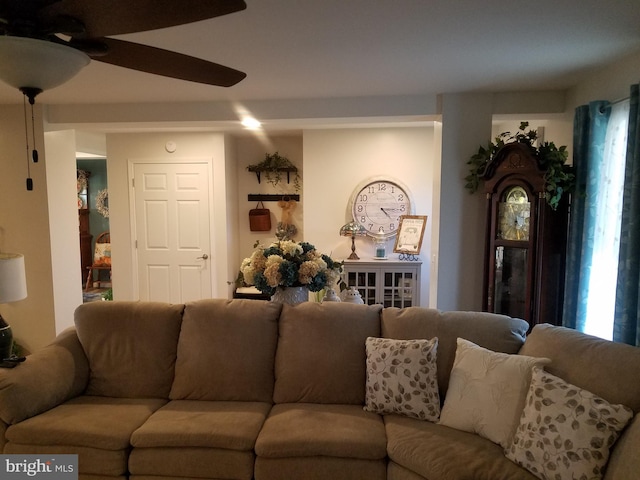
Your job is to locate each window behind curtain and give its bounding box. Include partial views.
[584,100,630,340]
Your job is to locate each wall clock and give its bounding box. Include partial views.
[350,177,412,238]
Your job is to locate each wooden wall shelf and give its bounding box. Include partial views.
[247,166,297,184]
[248,194,299,202]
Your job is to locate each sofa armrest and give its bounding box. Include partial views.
[0,420,7,450]
[0,327,89,424]
[604,414,640,480]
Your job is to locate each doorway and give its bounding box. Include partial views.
[131,161,213,303]
[77,157,111,302]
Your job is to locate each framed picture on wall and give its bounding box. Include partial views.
[393,215,427,255]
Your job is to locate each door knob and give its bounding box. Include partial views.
[197,254,209,260]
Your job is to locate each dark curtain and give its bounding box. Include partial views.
[614,84,640,346]
[562,101,610,332]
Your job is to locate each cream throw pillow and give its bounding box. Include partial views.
[364,337,440,421]
[439,338,550,448]
[506,367,633,480]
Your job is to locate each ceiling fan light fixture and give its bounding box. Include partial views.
[0,36,90,92]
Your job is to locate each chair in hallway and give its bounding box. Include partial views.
[85,232,111,291]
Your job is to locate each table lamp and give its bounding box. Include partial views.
[0,253,28,362]
[339,221,367,260]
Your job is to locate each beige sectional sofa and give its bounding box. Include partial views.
[0,299,638,480]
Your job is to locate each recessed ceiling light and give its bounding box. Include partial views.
[241,117,261,129]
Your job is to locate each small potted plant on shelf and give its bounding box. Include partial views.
[247,152,301,192]
[465,122,575,210]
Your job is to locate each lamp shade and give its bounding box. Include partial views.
[340,221,367,237]
[0,36,89,91]
[0,253,27,304]
[340,221,367,260]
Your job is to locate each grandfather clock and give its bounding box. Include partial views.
[78,170,93,285]
[482,143,569,328]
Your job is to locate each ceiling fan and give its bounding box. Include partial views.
[0,0,248,102]
[0,0,247,192]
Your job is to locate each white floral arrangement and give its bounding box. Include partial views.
[241,240,343,296]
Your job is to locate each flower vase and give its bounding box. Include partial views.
[271,286,309,305]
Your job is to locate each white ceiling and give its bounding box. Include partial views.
[0,0,639,108]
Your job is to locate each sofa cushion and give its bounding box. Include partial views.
[5,395,166,477]
[506,367,633,480]
[129,447,255,480]
[129,399,271,480]
[131,400,271,450]
[4,444,128,478]
[255,457,386,480]
[385,414,538,480]
[273,302,382,404]
[519,324,640,413]
[256,403,387,459]
[5,395,166,449]
[75,301,184,398]
[364,337,440,421]
[439,338,550,449]
[381,308,528,398]
[170,299,281,402]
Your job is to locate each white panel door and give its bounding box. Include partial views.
[133,162,211,303]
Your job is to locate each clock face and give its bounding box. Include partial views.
[498,186,530,241]
[351,179,411,237]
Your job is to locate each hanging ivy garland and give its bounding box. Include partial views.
[465,122,575,210]
[96,188,109,218]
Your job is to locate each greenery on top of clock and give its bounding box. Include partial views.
[465,122,575,210]
[247,152,301,192]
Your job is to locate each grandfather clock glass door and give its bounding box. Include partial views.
[491,185,534,321]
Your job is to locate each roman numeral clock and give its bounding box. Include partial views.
[481,143,569,329]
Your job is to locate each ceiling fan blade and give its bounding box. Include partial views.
[41,0,246,38]
[92,38,246,87]
[0,0,62,36]
[0,0,60,17]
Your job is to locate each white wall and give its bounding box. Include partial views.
[235,134,304,263]
[0,105,56,353]
[44,130,84,334]
[302,127,434,305]
[491,118,573,161]
[222,135,240,298]
[437,93,492,311]
[568,49,640,109]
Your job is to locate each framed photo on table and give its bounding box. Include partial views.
[393,215,427,254]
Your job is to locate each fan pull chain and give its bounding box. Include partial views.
[19,87,42,191]
[22,95,33,191]
[30,100,39,164]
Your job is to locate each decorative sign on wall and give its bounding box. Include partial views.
[393,215,427,255]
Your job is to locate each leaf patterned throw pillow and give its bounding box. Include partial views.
[364,337,440,421]
[506,367,634,480]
